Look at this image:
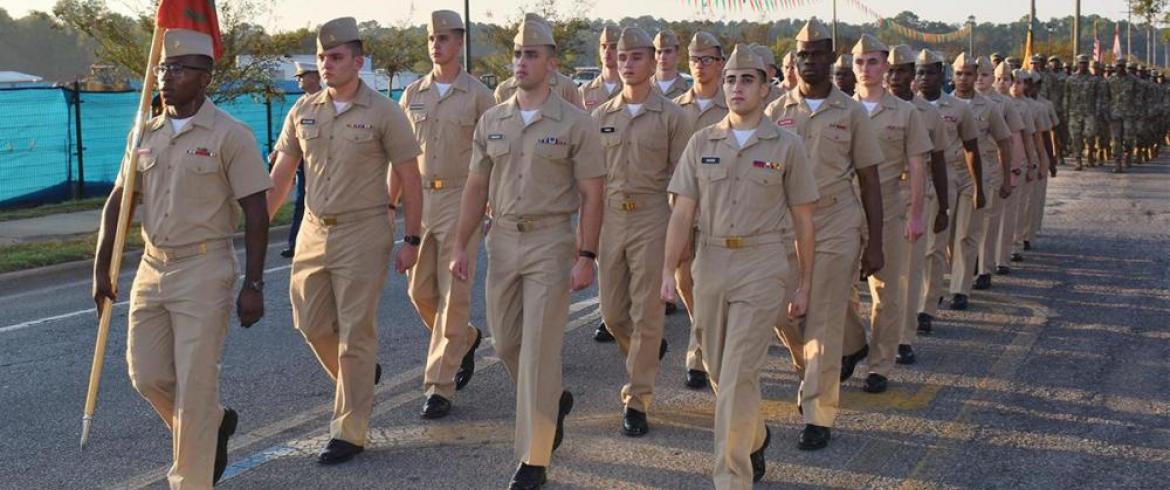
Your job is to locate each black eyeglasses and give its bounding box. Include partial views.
[688,56,723,67]
[155,63,210,76]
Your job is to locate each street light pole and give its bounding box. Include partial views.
[832,0,838,52]
[1073,0,1081,56]
[968,16,976,54]
[463,0,472,73]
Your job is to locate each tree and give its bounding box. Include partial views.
[361,22,428,84]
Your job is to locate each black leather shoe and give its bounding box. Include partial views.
[375,363,382,385]
[840,344,869,382]
[279,248,294,258]
[684,369,709,389]
[593,323,614,342]
[751,427,771,482]
[995,265,1011,275]
[895,344,916,365]
[1010,253,1023,262]
[664,302,678,315]
[553,390,573,451]
[951,294,969,311]
[658,338,668,360]
[917,313,933,335]
[973,274,991,290]
[213,407,238,485]
[421,394,451,419]
[455,327,482,390]
[797,424,831,451]
[862,373,888,393]
[621,407,649,437]
[317,438,363,465]
[1023,240,1032,251]
[509,463,547,490]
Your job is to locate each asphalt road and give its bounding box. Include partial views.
[1,159,1168,490]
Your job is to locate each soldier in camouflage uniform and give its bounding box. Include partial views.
[1064,55,1105,170]
[1091,61,1112,165]
[1047,56,1068,160]
[1106,58,1139,173]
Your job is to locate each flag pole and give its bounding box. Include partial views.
[80,22,165,450]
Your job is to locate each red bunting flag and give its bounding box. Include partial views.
[156,0,223,59]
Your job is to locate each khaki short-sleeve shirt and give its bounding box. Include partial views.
[668,118,819,237]
[857,91,932,188]
[580,76,623,112]
[984,91,1025,133]
[929,93,980,167]
[961,94,1012,160]
[651,75,691,100]
[469,93,606,218]
[399,70,495,186]
[275,81,421,216]
[911,96,949,155]
[1009,96,1036,135]
[592,92,692,199]
[674,86,729,132]
[765,86,884,197]
[116,100,272,247]
[494,72,585,110]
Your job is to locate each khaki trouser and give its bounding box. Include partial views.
[844,185,911,377]
[680,228,703,372]
[485,216,575,467]
[128,243,236,490]
[948,166,983,296]
[1026,175,1047,241]
[774,191,863,427]
[1015,177,1035,244]
[921,164,961,316]
[692,234,786,490]
[901,190,935,346]
[409,187,482,399]
[291,209,393,446]
[976,166,1005,276]
[599,197,668,412]
[996,179,1022,267]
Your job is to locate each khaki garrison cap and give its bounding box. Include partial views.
[654,30,680,49]
[834,54,853,69]
[294,61,317,76]
[428,10,464,34]
[993,60,1012,78]
[952,52,976,70]
[724,43,766,73]
[163,29,214,58]
[599,25,620,45]
[1013,68,1032,81]
[515,14,555,47]
[688,31,721,55]
[976,55,994,74]
[318,17,360,51]
[888,44,915,65]
[750,44,776,66]
[916,49,945,65]
[851,33,888,55]
[617,27,653,51]
[795,18,832,42]
[1075,54,1090,63]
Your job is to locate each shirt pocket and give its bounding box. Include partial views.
[344,129,376,145]
[535,142,570,162]
[486,139,510,161]
[181,155,225,201]
[746,167,784,210]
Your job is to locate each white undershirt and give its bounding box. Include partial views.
[435,82,452,97]
[657,79,676,94]
[929,99,939,107]
[805,98,825,112]
[520,109,539,124]
[732,129,756,148]
[626,103,643,116]
[170,116,193,133]
[862,101,878,114]
[604,81,618,94]
[333,101,351,114]
[696,97,713,111]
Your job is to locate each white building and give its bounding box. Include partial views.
[0,71,48,89]
[236,55,419,92]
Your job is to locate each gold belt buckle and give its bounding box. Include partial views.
[899,172,908,181]
[321,216,338,226]
[198,242,208,255]
[725,236,743,249]
[621,200,637,211]
[517,219,535,232]
[430,179,444,190]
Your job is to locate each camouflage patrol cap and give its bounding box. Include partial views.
[428,10,464,34]
[163,29,214,58]
[1030,54,1045,64]
[1047,55,1061,62]
[887,44,915,65]
[599,25,620,45]
[724,43,767,73]
[617,27,653,51]
[750,44,777,67]
[976,55,994,75]
[795,18,832,42]
[952,52,976,70]
[834,54,853,69]
[1127,61,1138,69]
[688,31,721,56]
[1075,54,1090,63]
[1013,68,1032,81]
[318,17,360,51]
[653,30,680,49]
[515,14,555,47]
[851,33,888,55]
[916,49,944,66]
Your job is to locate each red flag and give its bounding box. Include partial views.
[156,0,223,59]
[1112,24,1121,62]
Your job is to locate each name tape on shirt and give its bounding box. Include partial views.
[701,156,721,164]
[135,148,152,155]
[409,103,425,111]
[776,118,796,127]
[600,127,616,133]
[300,118,316,126]
[488,134,504,140]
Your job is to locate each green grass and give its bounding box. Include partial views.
[0,197,108,222]
[0,203,295,274]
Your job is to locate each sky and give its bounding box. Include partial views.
[5,0,1140,32]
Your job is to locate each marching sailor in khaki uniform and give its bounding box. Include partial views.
[750,43,782,106]
[973,55,1026,291]
[396,10,496,419]
[662,43,818,489]
[651,29,691,100]
[592,27,691,437]
[839,34,931,393]
[993,65,1039,277]
[778,51,798,97]
[449,14,606,489]
[833,54,856,96]
[672,31,728,390]
[580,26,624,110]
[494,15,584,110]
[267,17,425,465]
[765,18,886,450]
[92,29,272,488]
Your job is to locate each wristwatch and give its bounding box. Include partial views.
[578,250,597,260]
[403,235,421,246]
[245,279,264,292]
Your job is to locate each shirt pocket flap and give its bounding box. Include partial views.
[487,140,510,157]
[297,125,320,139]
[535,142,570,160]
[136,154,158,172]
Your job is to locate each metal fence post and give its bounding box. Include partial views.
[265,90,274,156]
[73,81,85,200]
